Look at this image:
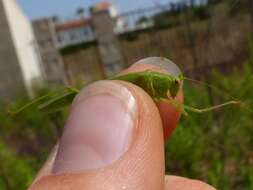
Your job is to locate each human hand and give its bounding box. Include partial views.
[30,58,216,190]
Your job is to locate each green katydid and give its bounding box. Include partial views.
[9,87,79,115]
[111,70,241,115]
[9,69,243,116]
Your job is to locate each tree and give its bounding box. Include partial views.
[190,0,195,7]
[207,0,221,5]
[76,7,85,19]
[52,15,59,23]
[136,16,149,25]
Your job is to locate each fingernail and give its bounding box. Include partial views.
[53,81,138,174]
[136,57,182,76]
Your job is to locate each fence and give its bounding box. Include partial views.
[61,2,251,85]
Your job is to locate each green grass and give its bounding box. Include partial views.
[166,64,253,189]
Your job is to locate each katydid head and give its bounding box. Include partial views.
[167,74,184,99]
[149,72,183,100]
[169,77,181,98]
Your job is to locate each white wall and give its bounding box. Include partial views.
[3,0,43,96]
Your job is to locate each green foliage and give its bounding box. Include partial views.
[0,143,35,190]
[207,0,223,5]
[0,65,253,189]
[226,0,248,15]
[152,4,210,30]
[0,89,67,189]
[166,64,253,189]
[136,16,149,25]
[191,6,210,20]
[153,11,181,30]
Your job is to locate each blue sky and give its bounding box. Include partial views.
[18,0,179,20]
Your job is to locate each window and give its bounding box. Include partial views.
[47,38,53,46]
[57,35,62,43]
[70,33,76,41]
[83,29,88,36]
[106,64,120,74]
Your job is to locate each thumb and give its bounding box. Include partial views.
[30,79,166,190]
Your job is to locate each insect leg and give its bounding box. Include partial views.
[150,77,155,97]
[8,93,52,115]
[184,101,240,113]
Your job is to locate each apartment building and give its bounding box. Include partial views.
[0,0,43,99]
[32,18,66,85]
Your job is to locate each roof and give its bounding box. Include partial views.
[55,19,91,31]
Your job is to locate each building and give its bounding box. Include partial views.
[91,3,125,77]
[0,0,43,99]
[53,1,125,48]
[55,18,95,48]
[32,18,66,85]
[29,1,125,84]
[92,1,125,34]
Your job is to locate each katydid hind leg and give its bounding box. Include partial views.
[184,101,240,114]
[9,86,79,115]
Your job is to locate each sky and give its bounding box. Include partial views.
[17,0,179,20]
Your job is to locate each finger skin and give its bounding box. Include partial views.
[165,176,216,190]
[157,92,183,139]
[30,63,215,190]
[31,63,181,182]
[30,80,165,190]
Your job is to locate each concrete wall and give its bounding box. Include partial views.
[63,46,104,85]
[92,10,125,77]
[32,18,65,85]
[1,0,42,97]
[0,0,25,99]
